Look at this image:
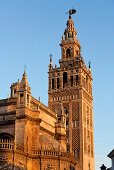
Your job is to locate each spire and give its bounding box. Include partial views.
[64,9,77,41]
[49,53,53,70]
[64,17,77,41]
[19,70,31,93]
[21,70,28,87]
[60,9,82,61]
[50,54,52,65]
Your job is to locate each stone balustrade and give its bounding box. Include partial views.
[0,141,72,158]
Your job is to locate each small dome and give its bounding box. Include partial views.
[39,134,65,152]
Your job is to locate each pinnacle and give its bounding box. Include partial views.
[20,70,30,91]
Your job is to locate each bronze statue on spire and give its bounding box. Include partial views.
[66,9,76,19]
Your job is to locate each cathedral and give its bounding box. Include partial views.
[0,10,95,170]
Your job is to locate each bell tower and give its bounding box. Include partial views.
[48,9,95,170]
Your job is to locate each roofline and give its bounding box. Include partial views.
[107,149,114,158]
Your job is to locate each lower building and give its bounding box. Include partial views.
[100,149,114,170]
[0,71,76,170]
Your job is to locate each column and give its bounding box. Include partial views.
[68,72,71,87]
[73,74,76,86]
[55,78,57,89]
[49,78,52,90]
[60,72,63,89]
[69,100,72,153]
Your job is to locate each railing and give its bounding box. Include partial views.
[30,149,59,156]
[0,98,17,106]
[0,141,14,150]
[0,142,71,158]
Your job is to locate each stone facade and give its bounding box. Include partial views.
[0,13,95,170]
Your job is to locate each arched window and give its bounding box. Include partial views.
[27,94,29,103]
[74,150,76,158]
[63,72,67,88]
[20,93,24,104]
[52,79,54,89]
[68,32,73,39]
[66,49,71,59]
[71,76,73,86]
[67,144,70,152]
[66,120,69,128]
[64,107,68,117]
[76,75,78,86]
[14,89,16,97]
[0,133,14,143]
[57,78,59,89]
[77,149,80,158]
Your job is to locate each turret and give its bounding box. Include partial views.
[49,54,53,71]
[64,17,77,41]
[60,11,82,61]
[16,70,31,108]
[10,79,20,98]
[15,71,40,152]
[55,103,66,151]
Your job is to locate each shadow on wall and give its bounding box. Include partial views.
[0,162,27,170]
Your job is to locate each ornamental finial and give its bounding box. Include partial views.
[49,53,52,65]
[89,61,91,70]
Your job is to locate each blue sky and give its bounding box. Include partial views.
[0,0,114,169]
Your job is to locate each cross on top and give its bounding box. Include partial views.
[49,53,52,58]
[24,64,26,72]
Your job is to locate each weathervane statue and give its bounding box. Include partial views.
[66,9,76,19]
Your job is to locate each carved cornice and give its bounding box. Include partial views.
[0,98,17,107]
[0,120,15,126]
[40,126,55,136]
[0,111,16,116]
[48,87,79,95]
[16,114,41,124]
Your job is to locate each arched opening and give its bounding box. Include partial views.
[0,133,14,149]
[76,75,78,86]
[20,93,24,104]
[77,149,80,158]
[63,72,67,88]
[66,120,69,128]
[64,107,69,117]
[27,94,29,103]
[71,76,73,86]
[52,79,54,89]
[0,133,14,143]
[14,89,16,97]
[66,49,71,59]
[67,144,70,152]
[57,78,59,89]
[68,32,73,39]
